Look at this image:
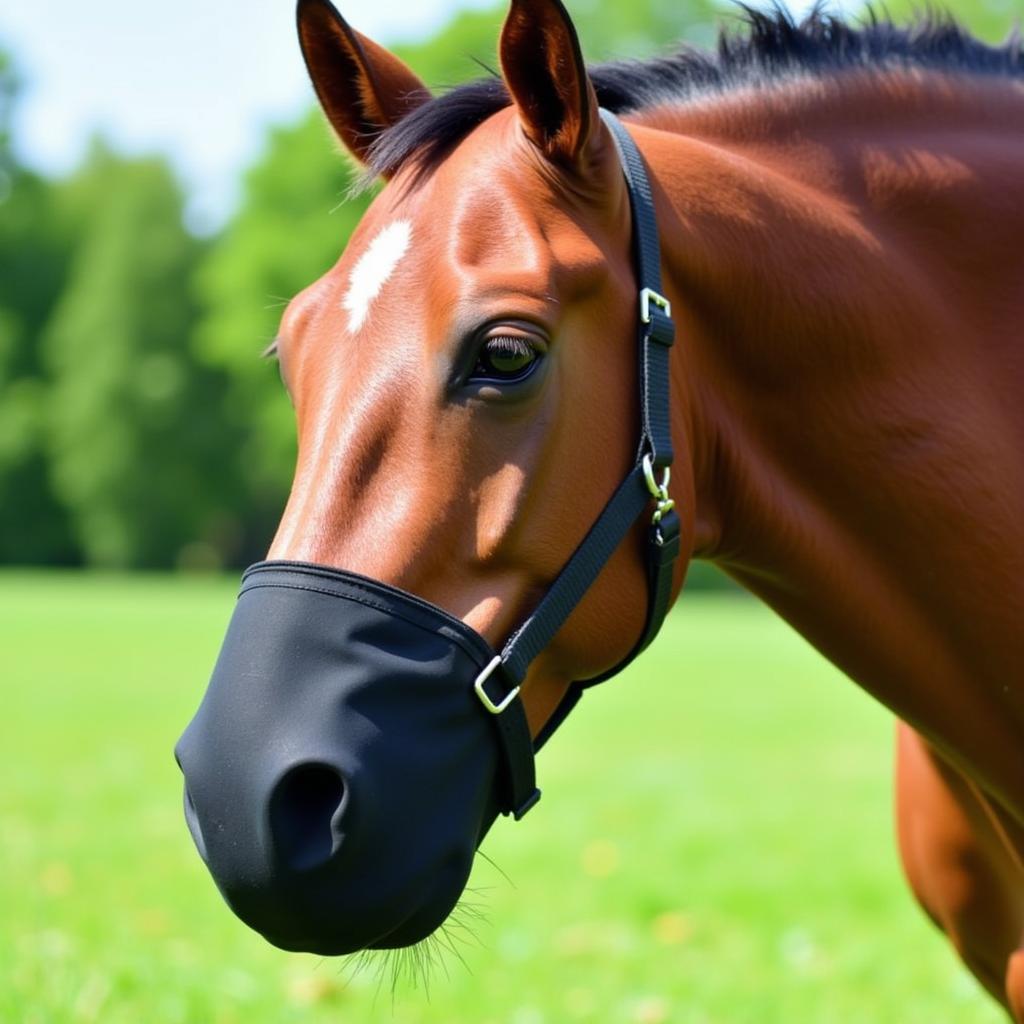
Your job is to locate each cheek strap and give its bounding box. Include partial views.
[476,110,681,813]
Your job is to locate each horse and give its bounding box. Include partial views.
[176,0,1024,1016]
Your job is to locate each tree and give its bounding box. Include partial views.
[0,49,78,563]
[42,143,238,568]
[192,111,368,561]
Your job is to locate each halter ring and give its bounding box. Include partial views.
[474,656,520,714]
[642,453,676,526]
[642,453,671,500]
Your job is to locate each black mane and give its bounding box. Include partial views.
[368,5,1023,181]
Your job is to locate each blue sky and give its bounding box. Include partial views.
[4,1,816,229]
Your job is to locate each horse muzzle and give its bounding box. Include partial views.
[174,561,512,955]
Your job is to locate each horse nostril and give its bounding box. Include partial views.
[269,763,347,873]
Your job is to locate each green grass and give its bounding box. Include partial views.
[0,572,1003,1023]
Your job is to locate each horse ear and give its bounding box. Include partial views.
[296,0,431,168]
[499,0,600,166]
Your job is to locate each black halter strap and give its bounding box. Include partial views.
[475,110,682,819]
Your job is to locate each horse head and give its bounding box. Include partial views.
[176,0,693,956]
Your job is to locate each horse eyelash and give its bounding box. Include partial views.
[484,335,533,355]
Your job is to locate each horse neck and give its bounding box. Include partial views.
[637,70,1024,816]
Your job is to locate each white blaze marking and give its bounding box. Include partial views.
[342,220,412,333]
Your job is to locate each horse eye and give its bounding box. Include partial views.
[469,335,541,383]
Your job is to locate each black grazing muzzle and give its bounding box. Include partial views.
[175,561,523,954]
[176,112,682,956]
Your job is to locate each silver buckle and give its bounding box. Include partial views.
[640,287,671,324]
[642,453,675,526]
[474,656,519,714]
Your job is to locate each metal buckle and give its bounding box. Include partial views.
[474,656,519,714]
[640,287,671,324]
[642,453,676,528]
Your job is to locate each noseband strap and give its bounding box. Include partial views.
[481,110,682,814]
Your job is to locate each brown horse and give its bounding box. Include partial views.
[178,0,1024,1016]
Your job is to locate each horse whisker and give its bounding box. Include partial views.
[476,848,516,888]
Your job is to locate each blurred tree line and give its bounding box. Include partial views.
[0,0,1011,570]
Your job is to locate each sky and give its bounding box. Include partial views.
[3,1,817,230]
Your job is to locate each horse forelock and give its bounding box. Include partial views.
[362,6,1024,187]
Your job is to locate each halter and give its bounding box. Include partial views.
[474,110,681,818]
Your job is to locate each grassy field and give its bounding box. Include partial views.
[0,572,1003,1024]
